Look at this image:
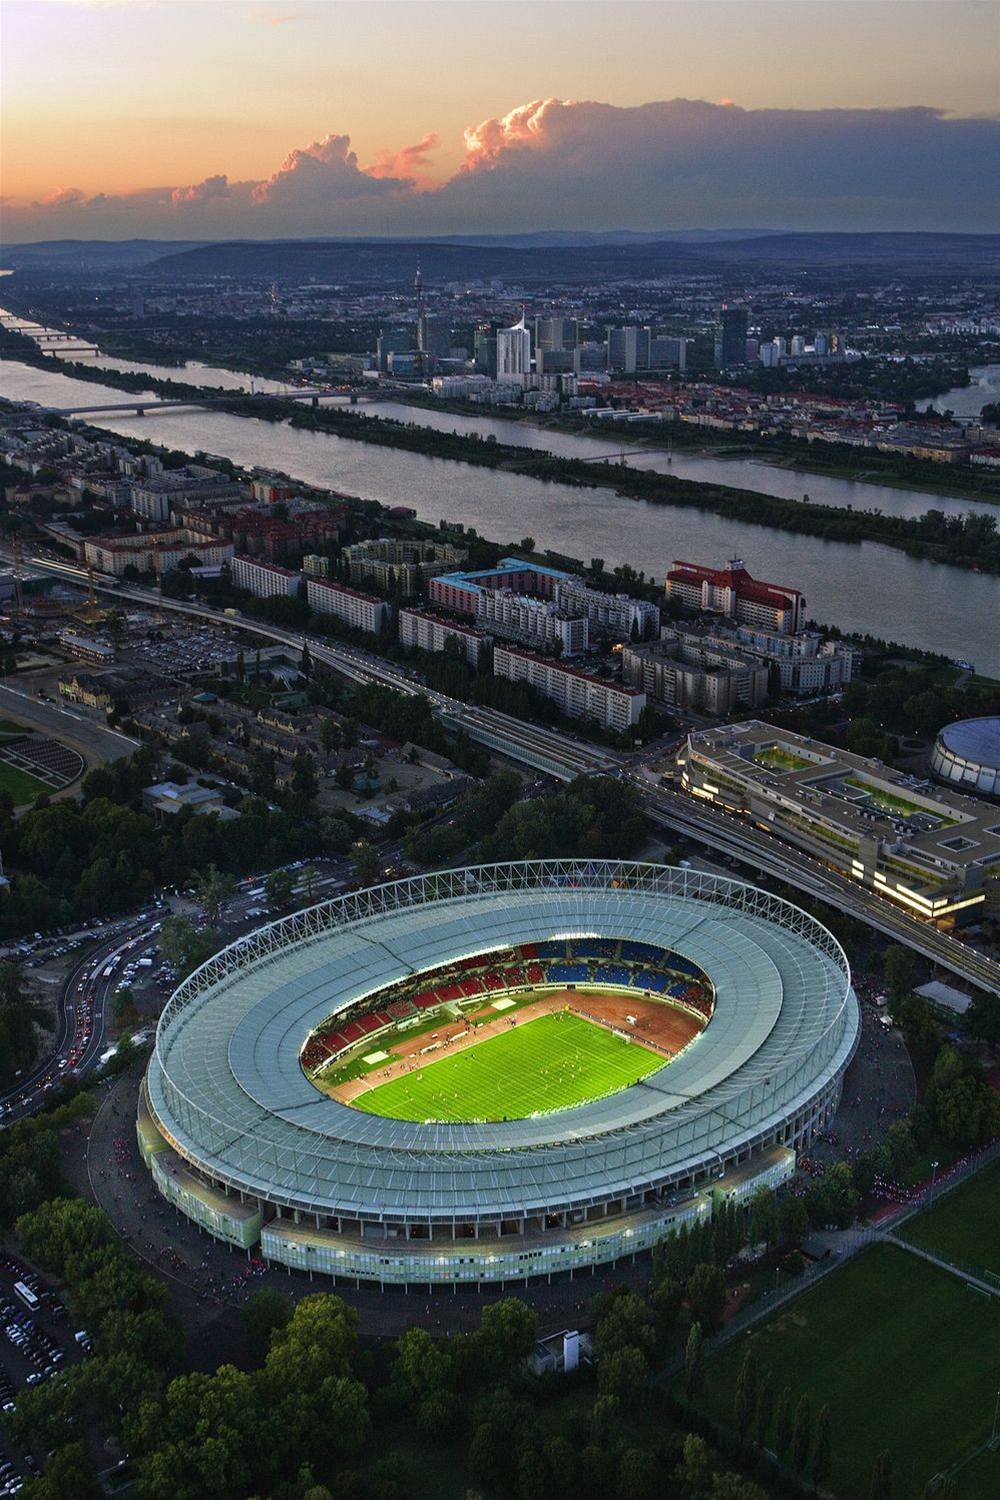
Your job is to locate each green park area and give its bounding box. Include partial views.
[753,745,814,773]
[0,758,52,806]
[698,1244,1000,1498]
[352,1011,662,1122]
[899,1159,1000,1283]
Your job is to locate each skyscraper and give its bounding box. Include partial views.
[606,325,651,374]
[714,304,749,369]
[473,324,498,377]
[535,316,578,353]
[496,313,532,380]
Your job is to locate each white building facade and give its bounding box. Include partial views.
[306,577,392,634]
[493,645,645,731]
[231,555,303,600]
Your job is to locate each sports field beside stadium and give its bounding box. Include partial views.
[900,1159,1000,1282]
[698,1244,1000,1498]
[351,1011,663,1122]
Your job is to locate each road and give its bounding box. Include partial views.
[7,551,1000,995]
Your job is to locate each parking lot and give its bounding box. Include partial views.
[0,1255,87,1495]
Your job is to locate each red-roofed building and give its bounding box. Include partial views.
[666,559,806,634]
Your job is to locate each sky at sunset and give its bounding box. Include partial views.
[2,0,999,241]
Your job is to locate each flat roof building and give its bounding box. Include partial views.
[680,720,1000,924]
[493,644,645,732]
[306,576,392,636]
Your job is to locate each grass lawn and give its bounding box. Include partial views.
[753,746,813,772]
[698,1245,1000,1498]
[352,1011,663,1122]
[0,759,51,805]
[900,1160,1000,1282]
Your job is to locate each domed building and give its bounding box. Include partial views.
[931,717,1000,801]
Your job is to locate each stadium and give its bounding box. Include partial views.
[138,861,860,1286]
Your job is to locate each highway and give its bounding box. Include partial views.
[9,550,1000,996]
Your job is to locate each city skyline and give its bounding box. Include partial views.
[3,0,1000,240]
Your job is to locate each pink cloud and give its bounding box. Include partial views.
[366,133,440,185]
[170,174,231,207]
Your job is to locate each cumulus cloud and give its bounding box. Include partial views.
[7,98,1000,239]
[365,133,440,185]
[249,132,407,207]
[170,174,232,207]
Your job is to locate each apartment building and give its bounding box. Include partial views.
[306,576,392,635]
[398,607,487,669]
[344,538,466,598]
[130,466,246,524]
[231,555,303,601]
[84,529,234,577]
[666,559,806,634]
[477,589,588,656]
[732,626,855,695]
[622,631,769,714]
[493,645,645,732]
[553,578,660,641]
[429,557,570,617]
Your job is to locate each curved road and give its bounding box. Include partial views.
[7,551,999,996]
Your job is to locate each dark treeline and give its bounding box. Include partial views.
[2,341,996,572]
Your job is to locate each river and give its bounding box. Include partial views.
[1,352,997,671]
[6,308,996,523]
[917,364,1000,421]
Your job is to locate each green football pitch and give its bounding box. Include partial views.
[351,1011,663,1122]
[698,1244,1000,1498]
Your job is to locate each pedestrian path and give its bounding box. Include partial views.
[883,1234,998,1298]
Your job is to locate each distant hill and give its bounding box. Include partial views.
[4,231,998,281]
[0,239,207,269]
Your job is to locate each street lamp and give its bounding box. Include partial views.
[930,1160,940,1197]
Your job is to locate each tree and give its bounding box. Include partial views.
[677,1434,710,1496]
[264,867,296,908]
[291,750,319,802]
[806,1162,858,1229]
[748,1188,780,1249]
[111,986,139,1030]
[812,1404,833,1488]
[241,1287,292,1358]
[353,842,380,887]
[335,761,355,790]
[778,1194,808,1243]
[790,1392,813,1473]
[885,1119,918,1179]
[965,991,1000,1046]
[518,536,536,553]
[685,1262,727,1333]
[319,716,341,756]
[300,864,320,902]
[754,1373,773,1450]
[0,963,40,1085]
[774,1386,793,1460]
[884,945,916,1000]
[192,864,236,924]
[597,1345,650,1408]
[733,1349,759,1440]
[683,1322,705,1401]
[648,1273,683,1348]
[18,1441,101,1500]
[159,916,223,979]
[869,1449,893,1500]
[300,641,313,678]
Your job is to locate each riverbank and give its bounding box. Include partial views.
[3,352,996,666]
[243,396,1000,575]
[3,334,996,575]
[388,390,1000,506]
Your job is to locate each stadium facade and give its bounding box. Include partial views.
[139,862,859,1287]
